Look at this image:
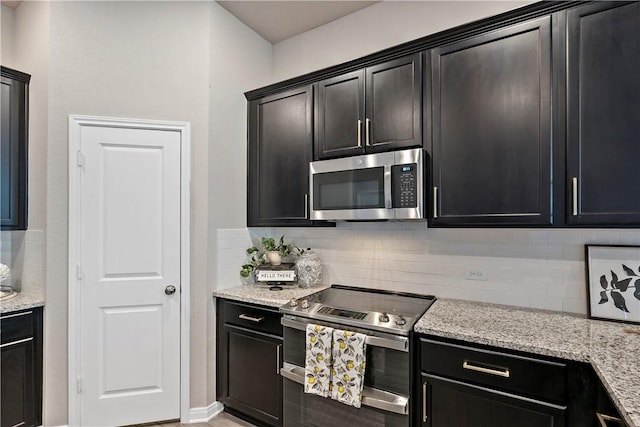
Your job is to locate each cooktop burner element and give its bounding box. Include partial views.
[280,284,436,336]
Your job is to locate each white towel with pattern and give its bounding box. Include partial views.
[304,323,333,397]
[330,329,367,407]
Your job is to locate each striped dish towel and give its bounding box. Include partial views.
[304,323,333,398]
[331,329,367,408]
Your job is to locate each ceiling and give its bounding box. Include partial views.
[217,1,378,43]
[2,0,377,44]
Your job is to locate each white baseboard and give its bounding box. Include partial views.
[188,401,224,423]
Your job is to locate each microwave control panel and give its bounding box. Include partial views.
[392,163,418,208]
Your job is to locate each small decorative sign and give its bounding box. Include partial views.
[586,245,640,324]
[255,269,297,282]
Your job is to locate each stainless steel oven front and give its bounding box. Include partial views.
[309,148,425,221]
[280,314,412,427]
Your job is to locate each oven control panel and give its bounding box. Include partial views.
[392,163,418,208]
[317,305,368,320]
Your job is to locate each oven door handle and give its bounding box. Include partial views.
[281,316,409,352]
[280,363,409,415]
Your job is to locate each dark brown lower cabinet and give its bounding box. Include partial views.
[217,299,283,427]
[0,307,43,427]
[421,374,565,427]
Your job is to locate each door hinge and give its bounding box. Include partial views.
[76,265,83,280]
[77,377,82,393]
[76,150,85,168]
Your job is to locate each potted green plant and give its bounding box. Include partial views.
[260,235,293,266]
[240,235,294,278]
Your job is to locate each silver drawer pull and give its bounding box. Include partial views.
[597,413,626,426]
[422,382,428,422]
[0,337,33,348]
[463,361,510,378]
[239,314,264,323]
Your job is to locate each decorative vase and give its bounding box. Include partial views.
[296,250,322,288]
[266,251,282,266]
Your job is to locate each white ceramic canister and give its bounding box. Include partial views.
[296,249,322,288]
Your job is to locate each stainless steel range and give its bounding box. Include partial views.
[279,285,436,427]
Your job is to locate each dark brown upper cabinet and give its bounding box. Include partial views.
[247,85,314,227]
[315,53,422,159]
[566,1,640,226]
[430,16,553,226]
[1,66,30,230]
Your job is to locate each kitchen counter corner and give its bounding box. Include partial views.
[415,299,640,427]
[212,284,330,308]
[0,288,45,314]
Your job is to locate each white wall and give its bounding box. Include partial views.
[272,0,535,81]
[46,1,211,423]
[0,2,48,294]
[1,5,15,65]
[207,1,272,402]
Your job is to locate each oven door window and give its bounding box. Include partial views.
[313,167,385,210]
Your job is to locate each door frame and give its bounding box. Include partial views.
[67,115,191,425]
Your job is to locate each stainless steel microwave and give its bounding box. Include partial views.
[309,148,425,221]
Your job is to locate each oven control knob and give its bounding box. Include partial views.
[395,316,407,326]
[379,312,390,323]
[300,299,310,309]
[289,298,298,307]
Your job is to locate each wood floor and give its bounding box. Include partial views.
[147,412,256,427]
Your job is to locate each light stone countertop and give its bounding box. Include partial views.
[415,299,640,427]
[212,284,330,308]
[0,288,45,314]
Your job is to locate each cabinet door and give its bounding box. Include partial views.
[0,308,42,427]
[421,374,566,427]
[220,324,283,427]
[248,85,313,226]
[315,70,365,159]
[1,67,29,230]
[431,17,552,226]
[365,53,422,152]
[1,340,37,427]
[566,2,640,225]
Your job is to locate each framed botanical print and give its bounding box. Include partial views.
[586,245,640,324]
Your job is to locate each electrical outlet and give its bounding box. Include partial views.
[465,269,488,281]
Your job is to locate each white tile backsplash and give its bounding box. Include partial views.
[215,224,640,315]
[0,229,44,292]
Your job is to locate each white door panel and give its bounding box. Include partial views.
[78,125,181,426]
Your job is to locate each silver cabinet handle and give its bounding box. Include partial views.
[572,177,578,216]
[276,344,282,375]
[357,119,362,148]
[304,193,309,220]
[164,285,176,295]
[0,337,33,349]
[597,413,626,426]
[433,187,438,219]
[463,361,510,378]
[365,118,371,147]
[422,382,428,423]
[238,314,264,323]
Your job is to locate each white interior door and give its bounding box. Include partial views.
[77,124,181,426]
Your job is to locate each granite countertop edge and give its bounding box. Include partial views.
[212,284,330,308]
[0,290,45,314]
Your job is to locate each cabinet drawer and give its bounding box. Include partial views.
[421,338,566,403]
[0,310,34,344]
[221,300,282,337]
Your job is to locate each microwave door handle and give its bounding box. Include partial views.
[384,165,392,210]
